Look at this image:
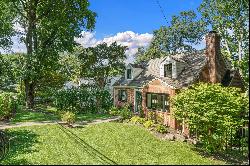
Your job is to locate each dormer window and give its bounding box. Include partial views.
[127,69,132,79]
[164,63,172,77]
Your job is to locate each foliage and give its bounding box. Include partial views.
[0,92,18,120]
[135,11,207,63]
[0,0,96,108]
[53,86,112,114]
[172,83,249,152]
[146,111,156,121]
[130,116,146,124]
[119,104,133,120]
[61,111,76,125]
[143,120,155,129]
[109,106,120,116]
[138,107,145,118]
[78,42,127,89]
[156,114,164,124]
[199,0,249,85]
[155,124,168,134]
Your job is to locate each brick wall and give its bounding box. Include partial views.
[141,80,178,129]
[114,87,135,108]
[200,31,227,84]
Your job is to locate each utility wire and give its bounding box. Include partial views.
[156,0,168,24]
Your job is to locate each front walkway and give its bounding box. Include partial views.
[0,116,121,130]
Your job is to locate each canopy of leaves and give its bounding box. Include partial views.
[136,11,207,63]
[199,0,249,84]
[172,83,249,152]
[78,42,127,88]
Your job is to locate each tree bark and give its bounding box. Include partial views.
[24,79,35,109]
[23,0,37,109]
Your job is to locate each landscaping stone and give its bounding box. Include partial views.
[187,138,199,145]
[164,133,175,141]
[175,134,187,142]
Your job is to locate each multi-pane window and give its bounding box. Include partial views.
[127,69,132,79]
[164,63,172,77]
[146,93,169,112]
[118,90,127,102]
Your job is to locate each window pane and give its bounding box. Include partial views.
[164,64,172,77]
[151,94,158,109]
[127,69,132,79]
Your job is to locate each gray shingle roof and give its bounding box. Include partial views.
[113,51,207,89]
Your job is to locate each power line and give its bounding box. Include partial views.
[156,0,168,24]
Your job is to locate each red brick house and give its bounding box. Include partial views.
[113,31,245,135]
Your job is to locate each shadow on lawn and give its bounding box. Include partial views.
[57,124,117,165]
[0,129,38,165]
[191,145,249,165]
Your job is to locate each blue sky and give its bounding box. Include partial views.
[89,0,203,39]
[2,0,205,63]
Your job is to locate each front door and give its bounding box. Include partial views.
[135,90,142,113]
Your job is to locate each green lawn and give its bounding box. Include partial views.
[9,105,112,124]
[1,123,226,165]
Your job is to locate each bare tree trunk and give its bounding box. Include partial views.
[24,0,37,109]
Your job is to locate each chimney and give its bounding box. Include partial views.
[205,31,222,83]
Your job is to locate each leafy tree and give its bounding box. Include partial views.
[58,47,82,84]
[135,11,207,63]
[172,83,249,152]
[0,0,96,109]
[79,42,127,89]
[199,0,249,86]
[0,1,15,49]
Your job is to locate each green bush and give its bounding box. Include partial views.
[0,92,18,120]
[172,83,249,153]
[119,104,132,120]
[61,111,76,125]
[156,114,164,124]
[147,111,156,121]
[138,107,145,118]
[143,120,155,128]
[109,106,120,116]
[54,86,113,114]
[130,116,146,124]
[155,124,168,134]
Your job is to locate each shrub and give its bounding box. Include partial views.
[119,105,132,120]
[54,86,113,114]
[130,116,146,124]
[172,83,249,153]
[61,111,76,126]
[155,124,168,134]
[0,92,18,120]
[143,120,155,129]
[138,107,145,118]
[156,114,164,124]
[147,111,156,121]
[109,106,120,116]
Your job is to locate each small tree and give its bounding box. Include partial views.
[172,83,249,152]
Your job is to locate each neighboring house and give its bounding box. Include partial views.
[113,31,245,136]
[64,77,121,95]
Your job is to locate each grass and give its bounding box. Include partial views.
[8,104,112,124]
[0,123,227,165]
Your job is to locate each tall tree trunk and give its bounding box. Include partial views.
[24,80,35,109]
[24,0,37,109]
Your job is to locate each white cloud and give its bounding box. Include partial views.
[1,30,153,64]
[75,31,153,63]
[74,31,98,48]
